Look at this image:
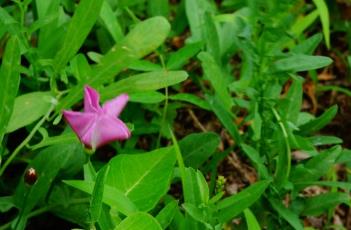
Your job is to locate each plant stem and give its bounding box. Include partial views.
[0,105,55,176]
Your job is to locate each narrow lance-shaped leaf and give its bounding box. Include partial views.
[56,16,170,113]
[89,165,110,225]
[53,0,104,72]
[298,105,338,135]
[312,0,330,49]
[216,180,271,223]
[0,36,21,143]
[273,54,332,72]
[100,70,188,101]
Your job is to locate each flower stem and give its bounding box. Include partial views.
[0,105,55,176]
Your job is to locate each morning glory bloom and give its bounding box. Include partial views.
[63,85,131,149]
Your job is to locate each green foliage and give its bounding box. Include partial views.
[0,0,348,229]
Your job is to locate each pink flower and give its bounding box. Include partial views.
[63,85,131,149]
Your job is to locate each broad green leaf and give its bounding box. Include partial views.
[0,36,21,143]
[269,198,303,230]
[179,132,220,168]
[89,165,110,225]
[298,105,338,135]
[156,200,178,229]
[199,52,233,111]
[6,92,53,133]
[48,184,90,228]
[167,42,203,70]
[169,93,211,111]
[53,0,104,72]
[14,143,86,228]
[106,147,176,211]
[273,55,332,72]
[312,0,330,49]
[115,212,162,230]
[64,180,138,216]
[56,16,170,112]
[216,180,270,223]
[243,209,261,230]
[100,71,188,100]
[302,192,350,216]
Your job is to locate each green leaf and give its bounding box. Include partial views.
[243,209,261,230]
[56,16,171,112]
[179,132,220,168]
[99,1,123,43]
[106,147,177,211]
[48,184,90,228]
[290,146,342,184]
[14,142,86,228]
[291,33,323,55]
[64,180,138,216]
[185,0,213,42]
[129,92,166,104]
[115,212,162,230]
[302,192,350,216]
[307,135,343,146]
[216,180,270,223]
[89,165,110,225]
[0,196,14,212]
[183,168,209,206]
[147,0,170,17]
[199,52,233,111]
[6,92,53,133]
[273,54,332,72]
[290,10,319,38]
[298,105,338,135]
[278,78,303,124]
[0,36,21,143]
[241,144,269,179]
[169,93,211,111]
[312,0,330,49]
[156,200,178,229]
[208,95,242,145]
[182,203,212,229]
[167,42,203,70]
[53,0,104,72]
[269,198,303,230]
[101,71,188,100]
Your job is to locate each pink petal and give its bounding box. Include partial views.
[84,85,101,113]
[102,94,129,117]
[63,110,97,147]
[91,115,131,148]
